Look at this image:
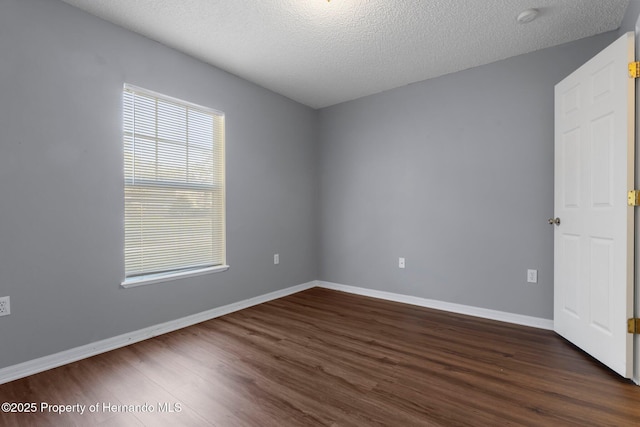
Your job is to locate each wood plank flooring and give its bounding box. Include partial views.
[2,287,640,426]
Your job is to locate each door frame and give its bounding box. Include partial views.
[634,25,640,386]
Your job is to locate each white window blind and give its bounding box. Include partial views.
[123,84,225,282]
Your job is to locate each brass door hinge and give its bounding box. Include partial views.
[628,318,640,334]
[628,190,640,206]
[629,62,640,78]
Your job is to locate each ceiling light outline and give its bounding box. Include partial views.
[517,8,539,24]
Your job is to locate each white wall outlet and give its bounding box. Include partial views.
[274,253,279,265]
[527,269,538,283]
[0,296,10,316]
[399,257,405,269]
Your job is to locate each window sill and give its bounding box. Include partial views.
[121,265,230,289]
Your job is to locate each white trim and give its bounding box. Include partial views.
[0,281,316,385]
[317,281,554,330]
[121,265,230,288]
[0,279,554,386]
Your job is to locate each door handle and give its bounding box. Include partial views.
[548,217,561,225]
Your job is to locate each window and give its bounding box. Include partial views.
[122,84,226,287]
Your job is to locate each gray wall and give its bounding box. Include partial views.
[1,0,636,370]
[619,0,640,34]
[0,0,318,369]
[317,33,619,320]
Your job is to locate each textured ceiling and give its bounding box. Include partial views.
[60,0,629,109]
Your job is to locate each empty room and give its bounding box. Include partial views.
[3,0,640,425]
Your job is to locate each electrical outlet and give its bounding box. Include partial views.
[527,269,538,283]
[274,253,279,265]
[0,296,10,316]
[399,257,405,269]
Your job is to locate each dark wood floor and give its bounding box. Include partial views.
[2,287,640,426]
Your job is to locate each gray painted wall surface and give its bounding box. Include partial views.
[1,0,636,370]
[0,0,318,368]
[317,33,618,319]
[619,0,640,34]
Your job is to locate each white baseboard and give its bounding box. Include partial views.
[0,279,553,385]
[317,281,554,331]
[0,281,317,386]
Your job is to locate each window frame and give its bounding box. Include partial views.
[120,84,228,289]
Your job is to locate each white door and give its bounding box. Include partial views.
[554,31,635,378]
